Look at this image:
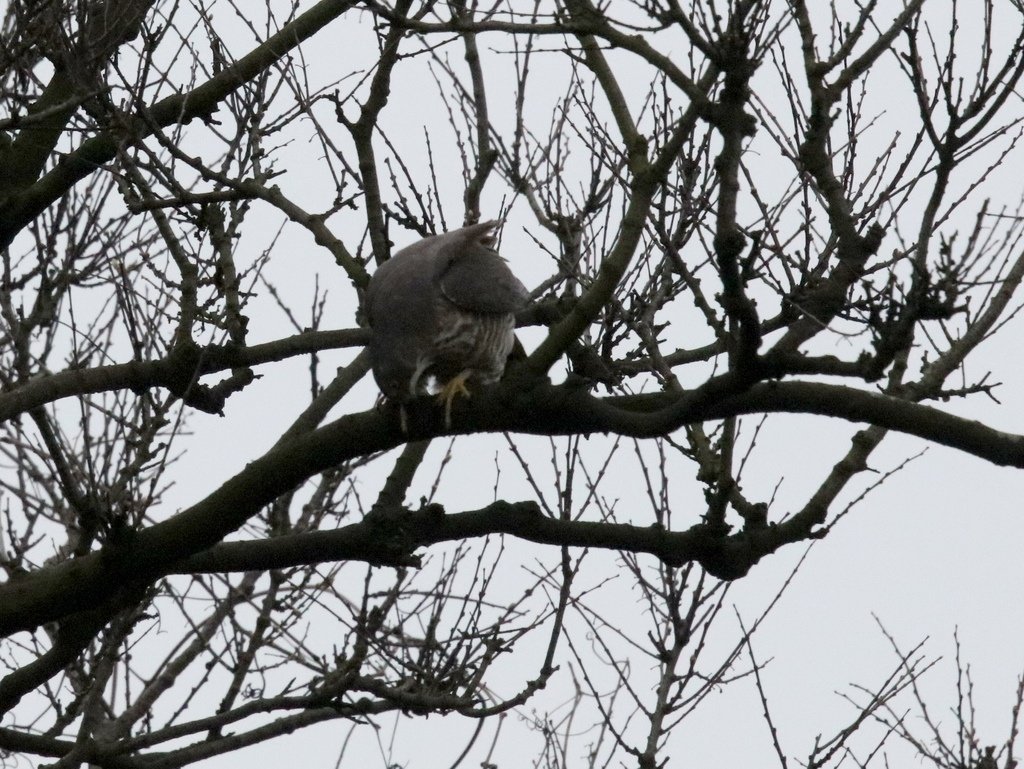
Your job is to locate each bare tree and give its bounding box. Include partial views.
[0,0,1022,766]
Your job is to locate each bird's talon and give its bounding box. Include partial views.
[437,372,473,429]
[365,222,529,432]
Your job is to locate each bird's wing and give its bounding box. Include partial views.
[365,248,434,326]
[438,223,529,314]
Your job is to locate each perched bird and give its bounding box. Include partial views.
[365,220,529,427]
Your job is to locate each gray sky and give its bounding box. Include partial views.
[8,1,1024,766]
[164,3,1024,765]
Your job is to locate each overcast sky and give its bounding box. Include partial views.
[161,4,1024,766]
[12,1,1023,766]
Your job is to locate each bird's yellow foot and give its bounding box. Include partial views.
[436,371,473,429]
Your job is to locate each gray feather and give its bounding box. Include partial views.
[437,222,528,314]
[364,220,529,403]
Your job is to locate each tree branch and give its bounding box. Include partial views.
[3,374,1024,637]
[0,0,360,249]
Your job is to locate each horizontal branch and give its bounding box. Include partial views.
[127,696,417,769]
[0,729,74,761]
[483,378,1024,468]
[0,329,367,422]
[1,374,1021,637]
[179,499,806,584]
[361,4,715,109]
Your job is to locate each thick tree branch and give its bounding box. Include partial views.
[0,0,359,250]
[176,499,796,582]
[3,374,1024,637]
[0,0,156,196]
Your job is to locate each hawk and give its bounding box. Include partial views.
[365,220,529,427]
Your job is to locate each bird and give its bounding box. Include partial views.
[364,220,529,428]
